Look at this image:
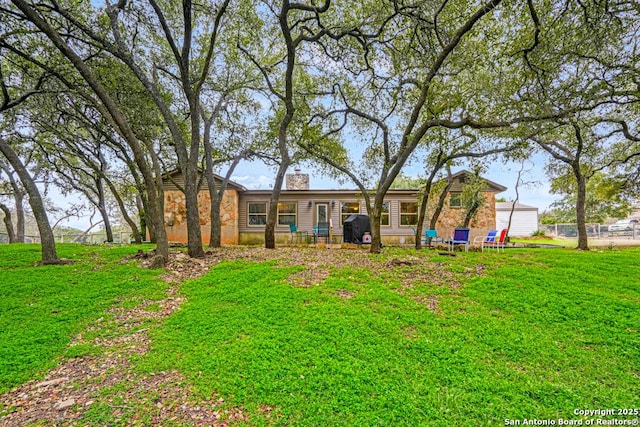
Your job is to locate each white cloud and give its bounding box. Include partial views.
[231,174,274,190]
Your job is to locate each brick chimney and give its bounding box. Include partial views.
[286,168,309,190]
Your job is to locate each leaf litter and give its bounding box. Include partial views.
[1,247,486,425]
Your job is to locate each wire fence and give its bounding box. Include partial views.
[3,225,638,244]
[540,223,640,239]
[0,232,134,245]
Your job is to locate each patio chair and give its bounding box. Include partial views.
[289,224,308,244]
[447,228,470,252]
[473,229,497,250]
[315,221,330,243]
[482,228,507,252]
[422,229,444,248]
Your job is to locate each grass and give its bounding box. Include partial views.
[0,243,165,394]
[1,245,639,426]
[141,248,640,426]
[510,237,570,246]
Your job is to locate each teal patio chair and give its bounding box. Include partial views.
[422,229,444,248]
[289,224,308,244]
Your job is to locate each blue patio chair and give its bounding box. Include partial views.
[473,229,497,249]
[447,228,470,252]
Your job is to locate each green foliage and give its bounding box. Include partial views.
[0,244,164,393]
[548,171,633,223]
[389,173,426,189]
[460,169,487,227]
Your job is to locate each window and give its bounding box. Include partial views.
[381,202,390,226]
[341,202,360,224]
[400,202,418,226]
[248,202,267,226]
[449,192,462,208]
[277,202,297,226]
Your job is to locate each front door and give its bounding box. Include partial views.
[316,203,329,224]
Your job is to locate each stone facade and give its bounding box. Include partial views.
[435,192,498,241]
[164,189,239,245]
[286,169,309,190]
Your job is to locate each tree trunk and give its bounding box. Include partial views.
[207,161,245,248]
[0,164,25,242]
[14,190,25,242]
[148,196,169,261]
[202,115,221,248]
[210,195,222,248]
[0,204,16,243]
[104,176,141,243]
[368,205,382,254]
[136,195,148,242]
[574,167,589,250]
[429,168,454,229]
[463,200,480,228]
[415,189,429,250]
[96,180,114,242]
[0,137,60,264]
[98,206,113,242]
[507,161,527,237]
[6,174,26,243]
[415,167,442,249]
[181,89,205,258]
[265,161,290,249]
[183,163,205,257]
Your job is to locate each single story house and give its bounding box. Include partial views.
[162,169,507,245]
[495,202,539,236]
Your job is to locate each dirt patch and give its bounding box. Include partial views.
[287,266,331,288]
[412,294,440,313]
[1,247,486,425]
[336,289,355,299]
[0,282,245,426]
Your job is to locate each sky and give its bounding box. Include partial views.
[230,154,559,209]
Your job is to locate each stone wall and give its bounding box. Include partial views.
[163,189,239,245]
[286,169,310,190]
[435,192,498,240]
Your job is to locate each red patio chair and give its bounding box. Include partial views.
[482,228,507,252]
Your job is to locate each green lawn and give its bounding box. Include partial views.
[0,244,165,394]
[1,245,639,426]
[142,248,640,426]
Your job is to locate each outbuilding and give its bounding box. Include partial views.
[495,202,539,237]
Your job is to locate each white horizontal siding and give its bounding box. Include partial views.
[496,210,538,236]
